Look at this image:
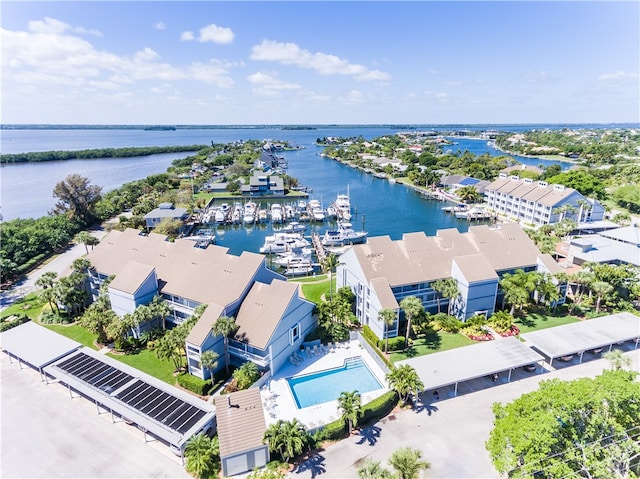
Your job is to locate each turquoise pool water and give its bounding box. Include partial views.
[287,357,384,409]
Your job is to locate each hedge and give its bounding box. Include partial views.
[359,390,399,425]
[385,337,406,352]
[177,373,213,396]
[0,315,30,333]
[315,417,347,441]
[361,326,394,369]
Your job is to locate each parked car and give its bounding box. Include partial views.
[522,363,537,372]
[558,355,574,362]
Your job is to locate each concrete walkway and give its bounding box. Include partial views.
[290,348,640,479]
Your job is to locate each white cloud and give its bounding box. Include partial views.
[598,71,639,81]
[181,31,195,41]
[247,71,300,97]
[250,40,390,82]
[154,22,166,31]
[340,90,365,105]
[28,17,102,36]
[1,19,236,91]
[181,23,235,44]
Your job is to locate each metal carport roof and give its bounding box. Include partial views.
[521,312,640,366]
[0,321,81,373]
[44,347,216,450]
[396,336,544,395]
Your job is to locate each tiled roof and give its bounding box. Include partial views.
[214,389,266,458]
[185,304,224,346]
[351,223,542,287]
[108,261,155,295]
[485,177,576,207]
[233,281,299,350]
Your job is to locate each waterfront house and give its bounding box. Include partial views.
[484,174,605,226]
[244,172,285,197]
[566,225,640,267]
[85,228,315,378]
[336,223,565,340]
[143,202,189,232]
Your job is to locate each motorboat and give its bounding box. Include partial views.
[335,190,352,220]
[326,205,337,219]
[272,248,313,267]
[231,203,242,224]
[214,208,226,223]
[284,262,316,277]
[322,222,367,246]
[243,202,257,224]
[260,232,309,254]
[270,203,283,223]
[308,199,325,221]
[282,221,306,234]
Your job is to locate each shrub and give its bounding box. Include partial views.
[177,373,213,396]
[233,361,260,390]
[359,390,399,425]
[360,326,393,369]
[386,337,406,352]
[0,315,30,332]
[316,417,347,441]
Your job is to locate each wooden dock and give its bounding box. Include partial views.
[311,232,327,264]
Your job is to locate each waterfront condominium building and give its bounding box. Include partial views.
[85,228,315,379]
[336,223,566,341]
[484,174,605,226]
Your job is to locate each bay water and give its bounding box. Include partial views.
[0,125,580,256]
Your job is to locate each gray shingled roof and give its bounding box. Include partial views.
[215,389,266,458]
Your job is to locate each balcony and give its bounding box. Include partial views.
[228,342,270,368]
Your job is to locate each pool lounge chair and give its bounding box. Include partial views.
[305,346,312,358]
[294,351,305,362]
[312,344,319,356]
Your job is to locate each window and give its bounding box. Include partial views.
[290,323,300,344]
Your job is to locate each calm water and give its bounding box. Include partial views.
[0,124,604,255]
[287,357,383,408]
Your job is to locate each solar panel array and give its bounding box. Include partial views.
[54,351,209,435]
[459,177,480,186]
[55,352,134,394]
[115,380,207,434]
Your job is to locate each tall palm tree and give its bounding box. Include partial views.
[378,308,397,353]
[399,296,424,347]
[212,316,237,374]
[432,278,458,315]
[263,421,286,460]
[603,349,632,370]
[570,269,595,305]
[388,447,431,479]
[321,253,340,301]
[36,271,59,313]
[337,390,362,436]
[200,350,219,380]
[149,295,172,330]
[357,458,392,479]
[591,281,613,313]
[184,433,215,479]
[386,364,424,405]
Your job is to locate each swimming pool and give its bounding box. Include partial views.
[287,356,384,409]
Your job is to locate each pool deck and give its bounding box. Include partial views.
[260,339,389,431]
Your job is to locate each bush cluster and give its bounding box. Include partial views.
[177,373,213,396]
[359,390,399,425]
[0,315,30,332]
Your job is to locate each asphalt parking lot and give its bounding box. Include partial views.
[1,354,190,479]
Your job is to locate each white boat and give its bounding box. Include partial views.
[270,203,283,223]
[308,199,325,221]
[326,205,337,219]
[231,203,242,224]
[214,208,226,223]
[297,200,307,210]
[260,232,309,254]
[335,189,352,220]
[282,221,306,234]
[284,263,316,277]
[273,248,313,267]
[258,209,268,223]
[243,202,257,224]
[322,222,367,246]
[455,206,491,219]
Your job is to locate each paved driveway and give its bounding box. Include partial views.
[1,354,190,479]
[291,348,640,479]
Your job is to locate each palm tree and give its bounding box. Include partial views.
[378,308,397,353]
[321,253,340,301]
[149,295,172,330]
[399,296,423,348]
[184,433,215,479]
[603,349,632,370]
[456,185,481,204]
[570,269,595,305]
[263,421,286,460]
[338,390,362,436]
[200,350,219,380]
[386,364,424,405]
[74,230,99,254]
[357,458,392,479]
[432,278,458,315]
[591,281,613,313]
[36,271,58,313]
[212,316,237,374]
[278,419,307,462]
[388,447,431,479]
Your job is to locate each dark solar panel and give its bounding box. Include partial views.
[115,379,208,434]
[55,352,134,393]
[459,177,480,186]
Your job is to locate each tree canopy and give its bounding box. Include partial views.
[486,370,640,479]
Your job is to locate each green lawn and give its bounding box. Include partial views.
[43,323,99,350]
[1,293,47,321]
[299,279,333,305]
[514,311,582,335]
[107,349,177,385]
[389,331,476,363]
[289,274,328,283]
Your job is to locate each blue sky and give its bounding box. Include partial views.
[2,1,638,125]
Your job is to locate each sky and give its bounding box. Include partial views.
[2,1,639,125]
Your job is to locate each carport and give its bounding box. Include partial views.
[43,347,216,460]
[396,336,544,396]
[0,321,81,381]
[521,311,640,367]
